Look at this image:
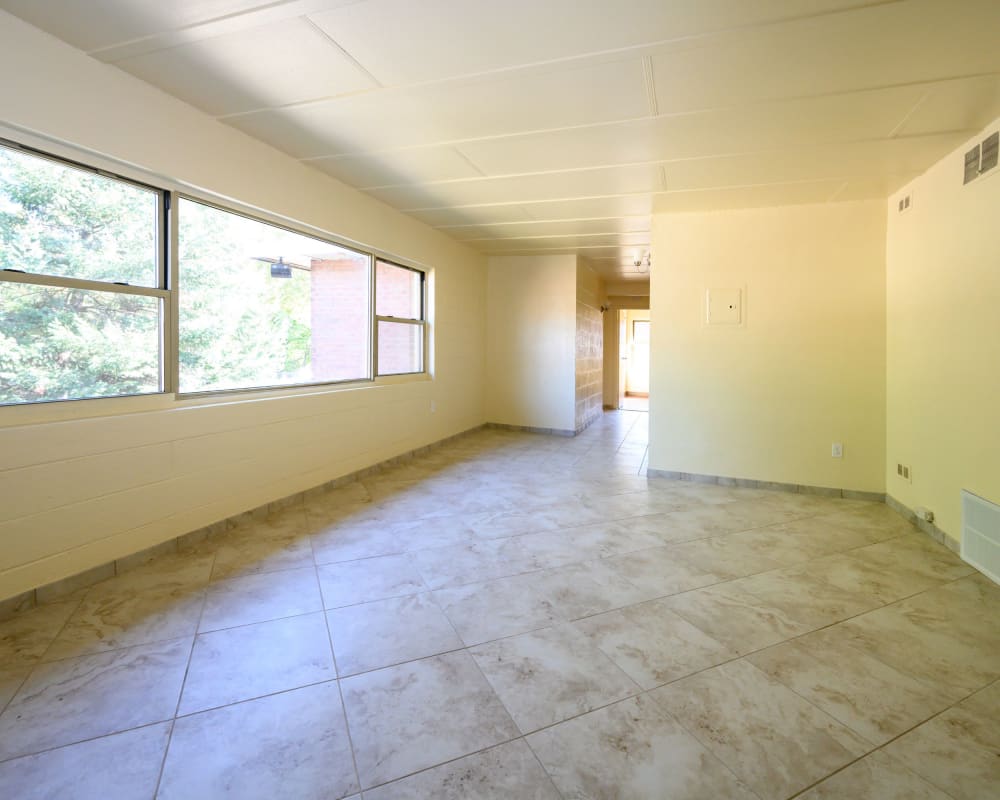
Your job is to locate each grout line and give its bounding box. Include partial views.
[152,546,216,796]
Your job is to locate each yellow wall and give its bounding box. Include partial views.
[0,13,488,600]
[886,118,1000,545]
[649,200,887,492]
[486,255,577,432]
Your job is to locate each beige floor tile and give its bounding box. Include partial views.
[161,681,357,800]
[748,635,958,744]
[43,584,206,661]
[0,722,171,800]
[0,667,29,713]
[310,520,404,564]
[852,536,975,584]
[327,592,462,676]
[665,584,812,655]
[199,566,322,631]
[469,624,639,733]
[526,694,757,800]
[603,545,723,596]
[179,612,334,715]
[209,513,314,581]
[884,680,1000,800]
[790,550,940,605]
[0,602,79,668]
[341,651,518,788]
[732,569,881,629]
[412,538,540,589]
[317,553,426,608]
[0,638,190,760]
[799,749,953,799]
[651,660,872,800]
[534,559,655,619]
[363,740,560,800]
[433,573,561,646]
[668,533,787,576]
[837,585,1000,694]
[575,597,737,689]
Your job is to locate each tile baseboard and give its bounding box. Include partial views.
[0,423,489,620]
[644,468,885,503]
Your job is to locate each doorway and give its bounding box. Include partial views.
[618,308,650,411]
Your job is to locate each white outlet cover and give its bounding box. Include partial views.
[706,288,742,326]
[831,443,843,458]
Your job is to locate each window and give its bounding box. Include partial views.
[178,198,371,394]
[0,141,165,405]
[375,259,425,376]
[0,138,431,406]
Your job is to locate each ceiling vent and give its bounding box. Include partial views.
[963,131,999,185]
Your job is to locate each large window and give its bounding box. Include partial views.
[178,198,371,394]
[375,259,425,376]
[0,138,429,407]
[0,142,164,405]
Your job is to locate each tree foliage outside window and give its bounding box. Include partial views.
[0,143,385,405]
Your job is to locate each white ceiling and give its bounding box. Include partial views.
[5,0,1000,279]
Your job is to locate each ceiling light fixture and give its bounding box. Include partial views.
[633,253,651,274]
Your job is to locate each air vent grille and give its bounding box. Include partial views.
[963,131,999,185]
[962,490,1000,584]
[964,146,980,184]
[981,132,999,173]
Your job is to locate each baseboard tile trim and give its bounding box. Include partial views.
[486,422,575,437]
[0,423,488,620]
[645,469,885,503]
[886,494,960,553]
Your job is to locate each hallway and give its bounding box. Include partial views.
[0,411,996,799]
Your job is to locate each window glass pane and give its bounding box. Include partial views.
[0,144,159,287]
[377,320,423,376]
[375,260,422,319]
[0,282,161,404]
[178,198,370,393]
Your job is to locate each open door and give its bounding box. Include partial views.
[617,310,628,409]
[620,309,650,411]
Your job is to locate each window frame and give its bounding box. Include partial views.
[0,137,171,406]
[373,258,427,378]
[0,131,433,410]
[173,194,376,398]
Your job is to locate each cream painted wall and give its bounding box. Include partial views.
[886,118,1000,545]
[649,200,887,492]
[0,13,488,600]
[486,255,577,432]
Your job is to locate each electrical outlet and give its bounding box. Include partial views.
[429,400,437,414]
[831,443,843,458]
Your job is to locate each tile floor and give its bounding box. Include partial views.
[0,411,997,799]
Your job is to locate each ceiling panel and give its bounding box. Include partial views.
[899,74,1000,137]
[309,147,484,187]
[113,17,375,116]
[658,133,970,191]
[651,0,1000,114]
[225,56,648,157]
[405,205,537,228]
[475,233,651,253]
[0,0,270,51]
[366,164,663,210]
[309,0,884,85]
[653,180,845,213]
[832,173,921,201]
[457,85,929,175]
[443,217,652,240]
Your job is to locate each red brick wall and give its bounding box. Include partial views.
[309,258,424,380]
[310,257,369,381]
